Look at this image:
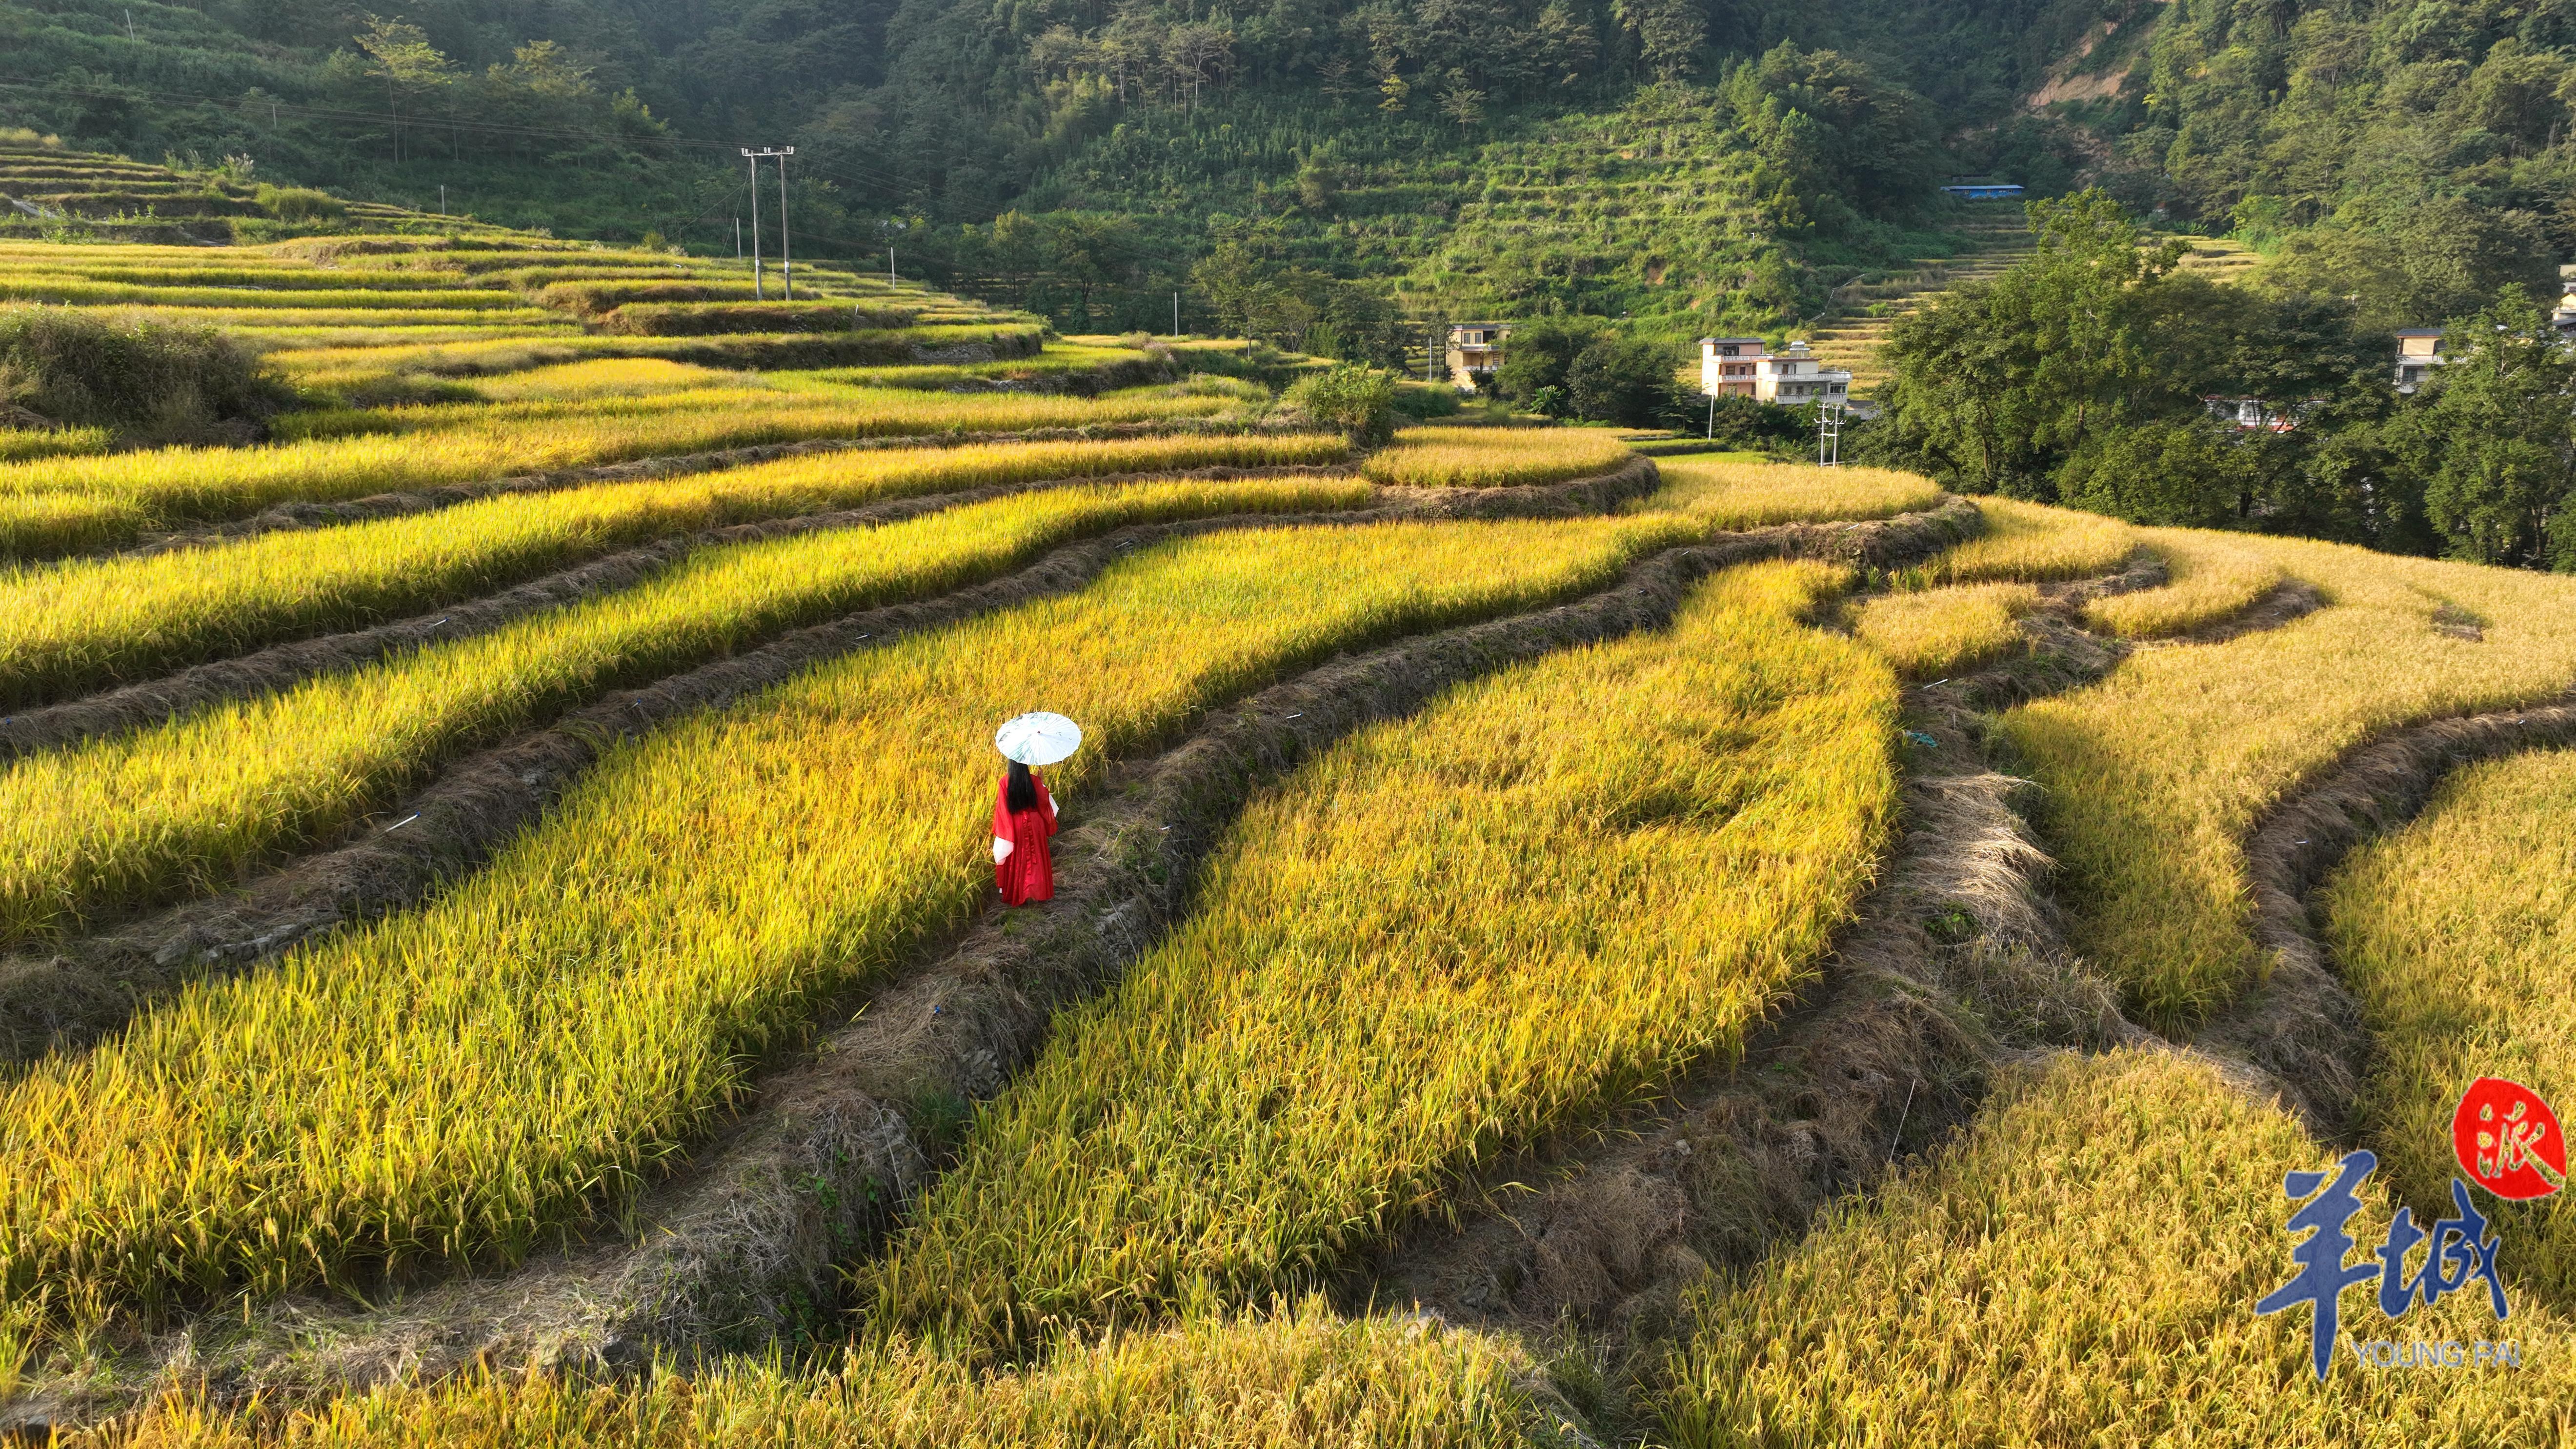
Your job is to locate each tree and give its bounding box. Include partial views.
[1878,190,2185,497]
[1612,0,1703,81]
[2412,287,2576,568]
[353,14,456,163]
[1491,317,1599,407]
[2056,418,2258,528]
[1437,73,1486,136]
[1723,43,1932,221]
[1566,333,1678,426]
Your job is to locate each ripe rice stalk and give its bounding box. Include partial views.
[1360,425,1632,488]
[2328,746,2576,1313]
[61,1299,1542,1448]
[0,432,1350,706]
[1852,581,2038,680]
[69,307,565,329]
[465,359,751,401]
[0,477,1377,946]
[0,389,1255,560]
[0,513,1690,1312]
[1912,497,2137,586]
[867,561,1896,1353]
[2002,527,2576,1027]
[1662,1049,2576,1446]
[0,429,110,464]
[0,281,522,310]
[1639,457,1945,527]
[2084,528,2288,638]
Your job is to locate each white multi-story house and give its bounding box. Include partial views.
[1699,337,1766,397]
[1700,337,1852,405]
[1753,340,1851,405]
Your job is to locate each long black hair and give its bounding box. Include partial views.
[1006,759,1039,813]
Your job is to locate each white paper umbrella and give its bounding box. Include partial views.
[995,711,1083,766]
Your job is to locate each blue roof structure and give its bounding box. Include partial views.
[1941,183,2025,201]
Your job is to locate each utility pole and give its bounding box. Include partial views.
[734,216,742,261]
[1818,402,1843,467]
[438,184,445,217]
[743,151,764,300]
[888,246,896,287]
[1172,291,1180,338]
[741,147,794,298]
[1426,322,1438,383]
[776,147,793,299]
[1706,391,1715,442]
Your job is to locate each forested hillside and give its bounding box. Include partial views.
[5,0,2573,351]
[2031,0,2573,328]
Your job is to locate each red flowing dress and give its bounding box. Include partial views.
[992,770,1058,906]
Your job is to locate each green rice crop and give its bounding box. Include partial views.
[0,433,1350,705]
[0,512,1690,1311]
[869,560,1896,1354]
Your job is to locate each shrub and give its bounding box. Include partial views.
[1283,363,1398,446]
[1389,380,1462,420]
[0,306,291,444]
[253,185,347,222]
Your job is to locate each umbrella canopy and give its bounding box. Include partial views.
[995,711,1083,766]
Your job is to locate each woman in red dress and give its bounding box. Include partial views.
[991,759,1058,906]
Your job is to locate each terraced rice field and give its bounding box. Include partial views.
[2331,749,2576,1310]
[8,176,2576,1447]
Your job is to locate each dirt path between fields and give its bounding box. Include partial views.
[2196,693,2576,1136]
[1361,571,2159,1357]
[0,487,1978,1433]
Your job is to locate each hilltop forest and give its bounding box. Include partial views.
[2,0,2572,366]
